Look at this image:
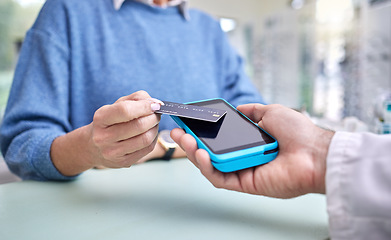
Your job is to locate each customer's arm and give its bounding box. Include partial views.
[0,0,163,180]
[0,25,160,180]
[215,24,265,106]
[0,25,75,181]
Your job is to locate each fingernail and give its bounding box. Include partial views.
[151,103,161,111]
[148,98,164,106]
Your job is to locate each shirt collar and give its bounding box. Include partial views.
[113,0,190,20]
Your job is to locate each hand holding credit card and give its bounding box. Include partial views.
[154,101,227,122]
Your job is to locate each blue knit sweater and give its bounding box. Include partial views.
[0,0,264,180]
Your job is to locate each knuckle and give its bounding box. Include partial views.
[271,103,283,109]
[99,144,122,160]
[115,158,132,168]
[140,131,155,146]
[135,90,149,98]
[117,102,140,121]
[102,148,122,161]
[116,95,129,103]
[100,148,113,160]
[145,140,155,153]
[91,129,114,147]
[134,118,147,131]
[122,163,133,168]
[93,108,105,123]
[212,182,223,189]
[116,101,130,117]
[92,132,105,147]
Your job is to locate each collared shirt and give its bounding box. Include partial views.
[113,0,189,20]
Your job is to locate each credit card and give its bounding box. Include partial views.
[155,101,227,122]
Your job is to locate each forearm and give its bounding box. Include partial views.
[51,124,95,177]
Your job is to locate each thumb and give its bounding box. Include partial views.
[237,104,268,123]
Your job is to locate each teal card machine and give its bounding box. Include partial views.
[171,98,278,172]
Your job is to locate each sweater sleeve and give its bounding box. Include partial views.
[218,30,265,107]
[0,25,75,181]
[326,132,391,239]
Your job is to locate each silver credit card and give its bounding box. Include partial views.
[155,101,227,122]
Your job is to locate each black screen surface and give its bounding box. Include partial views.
[179,100,275,154]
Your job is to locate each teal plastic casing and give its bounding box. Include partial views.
[170,98,279,172]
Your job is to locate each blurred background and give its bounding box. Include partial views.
[191,0,391,133]
[0,0,390,182]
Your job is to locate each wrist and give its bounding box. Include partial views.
[157,130,177,160]
[311,127,335,194]
[151,143,166,160]
[51,124,95,176]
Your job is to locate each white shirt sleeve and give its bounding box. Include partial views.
[326,131,391,240]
